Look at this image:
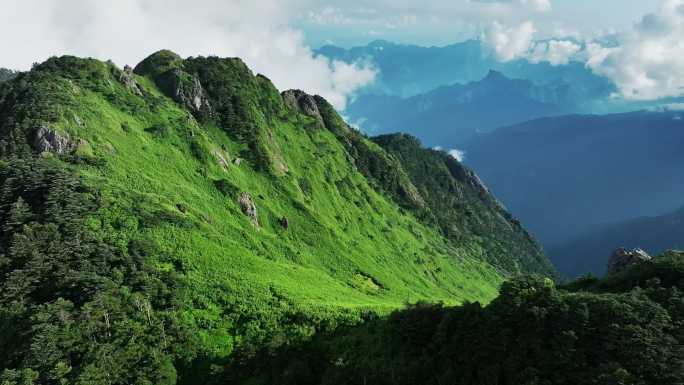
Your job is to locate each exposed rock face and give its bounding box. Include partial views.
[166,70,213,119]
[33,126,73,154]
[213,150,230,170]
[282,90,325,127]
[118,65,143,96]
[607,248,652,275]
[238,192,259,228]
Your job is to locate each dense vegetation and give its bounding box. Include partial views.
[0,52,552,383]
[0,68,17,83]
[230,251,684,385]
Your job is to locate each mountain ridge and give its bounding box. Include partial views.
[0,51,552,383]
[346,70,570,145]
[315,39,615,103]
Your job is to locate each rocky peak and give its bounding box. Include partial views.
[282,89,325,127]
[483,70,508,83]
[607,248,652,275]
[133,50,183,78]
[118,65,143,96]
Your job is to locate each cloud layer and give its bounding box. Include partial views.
[483,21,538,61]
[587,0,684,100]
[0,0,376,109]
[481,0,684,101]
[483,21,582,65]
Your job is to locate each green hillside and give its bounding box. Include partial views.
[0,52,551,383]
[234,251,684,385]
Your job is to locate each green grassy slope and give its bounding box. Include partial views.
[0,52,553,382]
[233,251,684,385]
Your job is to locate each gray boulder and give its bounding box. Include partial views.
[33,126,73,154]
[238,192,259,228]
[607,248,652,275]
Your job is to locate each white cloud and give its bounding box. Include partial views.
[529,39,582,65]
[483,21,537,61]
[471,0,551,12]
[586,0,684,100]
[0,0,376,109]
[659,103,684,111]
[524,0,552,12]
[448,149,466,162]
[483,20,582,65]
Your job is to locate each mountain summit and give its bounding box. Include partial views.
[0,51,552,383]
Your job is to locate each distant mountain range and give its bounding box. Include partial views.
[345,70,572,145]
[316,39,615,105]
[463,111,684,255]
[551,206,684,277]
[319,39,684,125]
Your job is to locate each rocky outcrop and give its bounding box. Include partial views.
[278,217,289,230]
[213,150,230,170]
[118,65,143,96]
[607,248,652,275]
[157,70,213,119]
[186,76,211,113]
[136,54,214,120]
[238,192,259,228]
[33,126,73,154]
[282,90,325,127]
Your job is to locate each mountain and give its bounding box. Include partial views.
[316,39,615,104]
[463,111,684,269]
[317,39,498,97]
[346,70,571,145]
[551,207,684,277]
[0,52,552,383]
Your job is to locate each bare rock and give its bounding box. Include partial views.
[238,192,259,228]
[278,217,289,229]
[607,248,652,275]
[282,90,325,127]
[33,126,73,154]
[233,158,243,166]
[213,150,230,170]
[168,70,213,119]
[119,65,143,96]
